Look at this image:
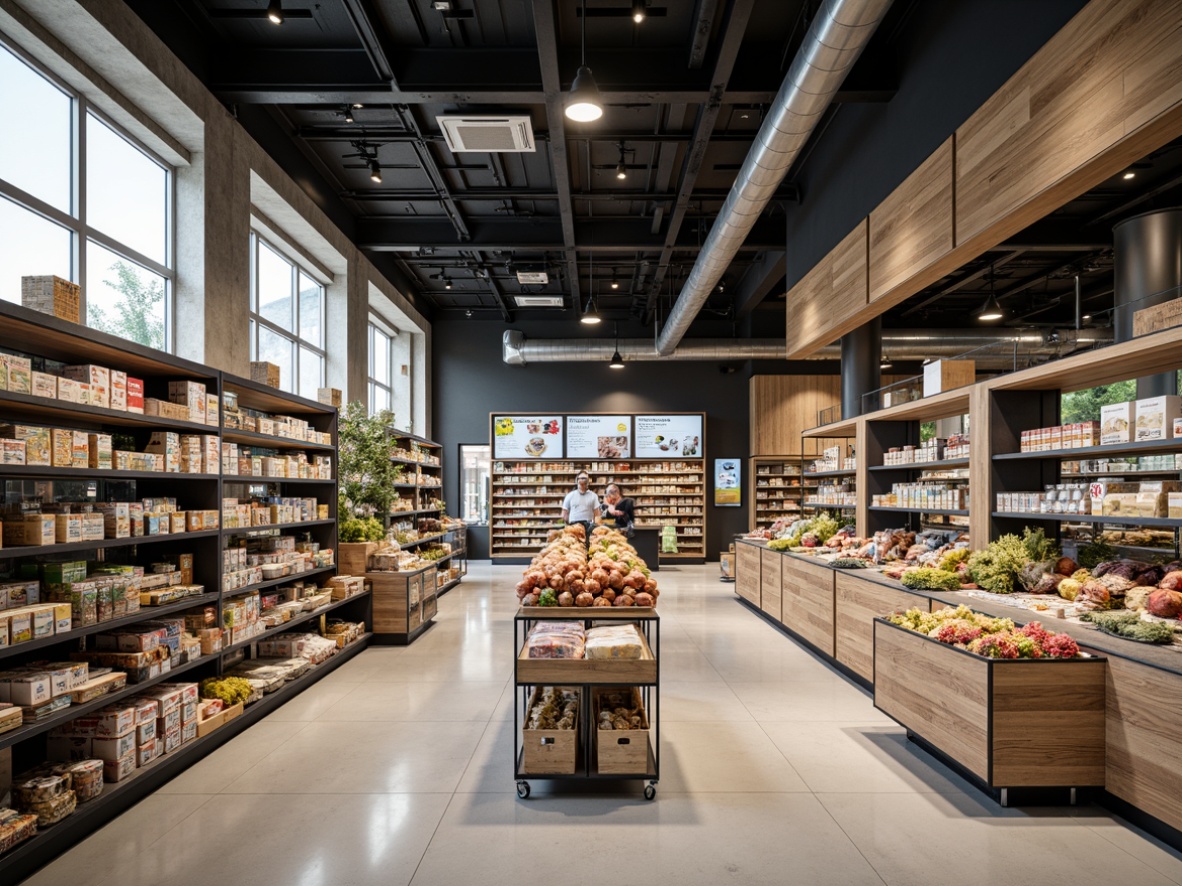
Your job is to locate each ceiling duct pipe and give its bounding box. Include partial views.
[654,0,894,356]
[504,329,1113,367]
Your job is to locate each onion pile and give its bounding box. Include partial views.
[515,525,659,607]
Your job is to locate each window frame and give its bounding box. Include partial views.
[368,314,397,415]
[0,36,176,350]
[248,229,327,399]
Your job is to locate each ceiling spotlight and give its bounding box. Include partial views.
[632,1,646,23]
[465,309,473,317]
[267,0,284,24]
[610,279,619,290]
[581,301,601,324]
[1082,313,1092,321]
[443,277,453,290]
[1122,171,1136,180]
[343,104,355,124]
[616,161,627,180]
[369,159,382,183]
[609,349,625,368]
[977,294,1004,322]
[880,354,893,370]
[565,0,603,122]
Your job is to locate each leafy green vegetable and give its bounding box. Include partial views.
[1077,541,1117,570]
[937,548,972,572]
[1021,527,1059,563]
[339,516,386,542]
[900,568,962,592]
[830,557,870,569]
[767,538,793,551]
[810,513,840,545]
[538,589,558,607]
[967,534,1029,594]
[1081,610,1176,643]
[200,676,254,706]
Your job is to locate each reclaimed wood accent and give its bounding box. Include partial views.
[779,554,835,655]
[869,138,956,305]
[785,220,868,359]
[760,547,783,622]
[1106,656,1182,832]
[956,0,1182,254]
[749,375,841,454]
[991,659,1107,787]
[874,619,991,781]
[968,383,992,550]
[854,417,869,537]
[736,540,761,607]
[834,573,927,682]
[516,643,657,684]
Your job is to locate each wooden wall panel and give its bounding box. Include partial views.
[749,375,841,454]
[955,0,1182,252]
[869,139,956,305]
[785,220,868,359]
[1106,655,1182,832]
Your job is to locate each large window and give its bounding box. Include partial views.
[249,232,325,399]
[0,40,173,350]
[460,444,490,525]
[368,318,396,414]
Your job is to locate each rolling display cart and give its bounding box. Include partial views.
[513,607,660,800]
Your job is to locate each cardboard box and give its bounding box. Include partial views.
[317,388,342,408]
[110,369,127,411]
[64,365,110,409]
[71,429,88,468]
[168,381,206,424]
[1101,402,1135,445]
[1170,492,1182,520]
[2,355,32,394]
[94,705,137,738]
[56,376,84,404]
[0,424,49,465]
[250,361,280,388]
[21,275,80,322]
[1135,396,1182,442]
[103,751,136,782]
[136,737,158,767]
[6,672,53,705]
[92,731,137,762]
[1132,296,1182,337]
[922,359,976,398]
[146,431,180,473]
[31,371,58,399]
[126,377,144,413]
[4,514,55,547]
[2,438,26,465]
[55,514,83,544]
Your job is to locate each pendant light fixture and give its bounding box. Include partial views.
[267,0,284,24]
[977,262,1004,322]
[566,0,604,122]
[879,353,893,370]
[632,0,647,23]
[615,142,628,180]
[369,158,382,183]
[609,323,624,368]
[581,249,601,324]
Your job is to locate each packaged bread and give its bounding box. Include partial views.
[0,808,38,854]
[524,621,586,659]
[25,790,76,826]
[13,774,70,805]
[584,623,646,660]
[54,760,104,802]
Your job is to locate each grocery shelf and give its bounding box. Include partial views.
[0,389,218,433]
[803,468,857,478]
[0,593,219,663]
[869,458,971,472]
[803,501,857,509]
[994,439,1182,461]
[389,507,445,517]
[394,531,450,547]
[0,528,220,560]
[992,511,1182,528]
[222,474,335,485]
[223,565,337,597]
[220,592,370,655]
[222,518,335,534]
[222,428,334,451]
[1061,469,1182,477]
[870,506,970,516]
[0,465,217,481]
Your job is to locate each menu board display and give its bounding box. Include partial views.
[634,415,703,458]
[492,415,564,458]
[566,415,632,458]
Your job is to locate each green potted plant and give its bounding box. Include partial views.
[337,401,403,573]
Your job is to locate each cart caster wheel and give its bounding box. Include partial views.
[516,781,530,799]
[644,783,657,801]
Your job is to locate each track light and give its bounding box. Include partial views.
[343,104,355,124]
[443,277,453,290]
[880,354,893,370]
[267,0,284,24]
[616,160,627,180]
[566,0,603,122]
[632,0,646,23]
[610,277,619,290]
[369,159,382,183]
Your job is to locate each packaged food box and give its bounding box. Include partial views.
[110,369,127,411]
[146,431,180,473]
[136,719,156,745]
[5,672,53,706]
[31,371,57,399]
[168,380,206,424]
[25,789,77,826]
[69,672,127,704]
[58,759,104,801]
[3,355,32,394]
[94,704,137,738]
[163,726,182,754]
[1101,401,1135,445]
[64,365,110,409]
[2,438,26,464]
[88,433,113,470]
[1135,396,1182,442]
[55,513,83,544]
[4,514,55,547]
[103,751,136,783]
[135,737,157,767]
[56,376,84,404]
[0,809,38,854]
[126,376,144,413]
[91,731,137,762]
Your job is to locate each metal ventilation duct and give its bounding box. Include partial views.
[503,329,1114,368]
[654,0,895,356]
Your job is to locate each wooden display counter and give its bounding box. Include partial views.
[779,553,836,657]
[371,565,436,644]
[736,540,761,607]
[834,572,934,682]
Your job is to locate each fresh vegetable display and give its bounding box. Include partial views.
[888,605,1081,659]
[900,567,962,592]
[967,534,1029,594]
[515,525,659,607]
[830,557,871,569]
[1080,611,1177,644]
[199,676,254,707]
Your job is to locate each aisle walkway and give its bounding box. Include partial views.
[27,564,1182,886]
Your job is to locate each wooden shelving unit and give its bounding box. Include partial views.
[749,456,805,532]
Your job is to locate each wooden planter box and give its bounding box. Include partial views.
[779,553,835,656]
[873,618,1106,789]
[736,541,761,607]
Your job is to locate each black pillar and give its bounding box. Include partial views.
[841,317,882,419]
[1114,208,1182,397]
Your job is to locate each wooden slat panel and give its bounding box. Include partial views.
[516,644,657,684]
[760,548,783,622]
[785,220,868,359]
[874,620,990,780]
[869,138,956,304]
[780,555,835,655]
[834,574,928,682]
[956,0,1182,251]
[1106,656,1182,831]
[749,376,841,455]
[968,383,992,550]
[991,661,1107,787]
[736,541,761,607]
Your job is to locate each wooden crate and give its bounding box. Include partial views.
[338,542,378,576]
[317,387,342,407]
[21,275,80,323]
[521,686,580,775]
[250,361,280,388]
[873,618,1106,788]
[593,687,651,775]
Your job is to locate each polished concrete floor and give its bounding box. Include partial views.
[26,563,1182,886]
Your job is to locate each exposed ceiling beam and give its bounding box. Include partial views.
[338,186,797,202]
[689,0,721,70]
[473,250,513,322]
[394,105,470,241]
[340,0,395,83]
[733,251,786,317]
[296,126,765,144]
[641,0,757,322]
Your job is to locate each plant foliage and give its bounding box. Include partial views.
[338,401,403,519]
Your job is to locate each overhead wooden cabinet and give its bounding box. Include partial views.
[749,376,840,456]
[785,220,869,359]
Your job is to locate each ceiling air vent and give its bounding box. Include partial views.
[515,268,549,285]
[513,296,564,308]
[437,115,535,153]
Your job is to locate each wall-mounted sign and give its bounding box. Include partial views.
[714,458,741,507]
[566,415,632,458]
[634,415,703,458]
[492,415,564,458]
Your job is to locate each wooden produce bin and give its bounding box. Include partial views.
[521,686,580,775]
[338,542,378,576]
[759,547,783,622]
[594,687,651,775]
[873,618,1106,789]
[779,553,836,656]
[370,566,431,644]
[834,573,932,683]
[735,540,761,607]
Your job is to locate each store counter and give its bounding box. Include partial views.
[631,527,660,571]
